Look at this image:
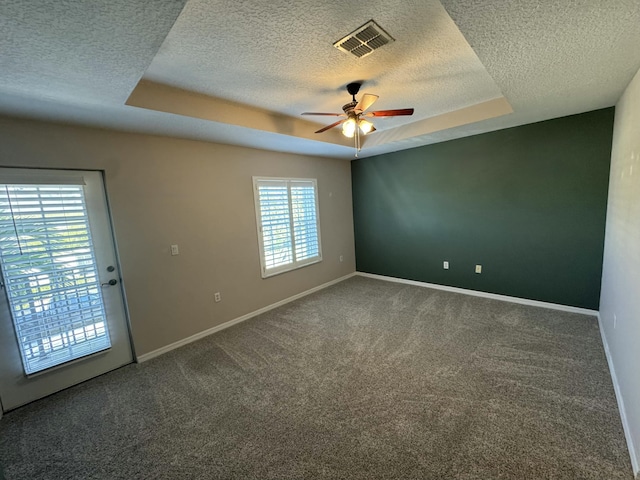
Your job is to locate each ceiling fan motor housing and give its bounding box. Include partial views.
[346,82,362,97]
[342,101,358,115]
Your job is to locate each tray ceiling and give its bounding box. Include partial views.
[0,0,639,159]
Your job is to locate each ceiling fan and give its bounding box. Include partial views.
[301,82,414,156]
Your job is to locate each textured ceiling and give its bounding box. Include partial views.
[143,0,503,128]
[0,0,187,104]
[0,0,639,159]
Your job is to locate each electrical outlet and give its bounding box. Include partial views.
[443,261,449,270]
[170,244,179,256]
[475,264,482,274]
[339,255,344,262]
[214,292,221,302]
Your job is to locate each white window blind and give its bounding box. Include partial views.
[0,184,111,374]
[253,177,322,277]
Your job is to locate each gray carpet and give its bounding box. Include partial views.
[0,276,633,479]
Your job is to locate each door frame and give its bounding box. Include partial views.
[0,167,136,411]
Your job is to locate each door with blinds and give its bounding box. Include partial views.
[0,168,132,411]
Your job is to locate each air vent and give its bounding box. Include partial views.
[333,20,394,59]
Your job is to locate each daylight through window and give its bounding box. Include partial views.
[253,177,322,277]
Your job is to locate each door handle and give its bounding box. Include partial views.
[101,279,118,287]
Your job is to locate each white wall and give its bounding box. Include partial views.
[599,66,640,476]
[0,117,356,357]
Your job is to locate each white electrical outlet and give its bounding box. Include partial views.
[170,244,179,256]
[214,292,221,302]
[475,264,482,274]
[443,261,449,270]
[340,255,344,262]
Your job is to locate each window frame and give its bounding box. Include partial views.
[253,176,322,278]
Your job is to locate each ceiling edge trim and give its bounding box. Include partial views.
[363,97,513,148]
[126,80,350,147]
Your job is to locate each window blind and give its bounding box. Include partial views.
[0,184,111,374]
[254,178,322,277]
[291,182,319,261]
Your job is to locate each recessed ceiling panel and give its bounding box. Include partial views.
[142,0,505,130]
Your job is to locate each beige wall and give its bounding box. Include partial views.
[0,116,356,356]
[599,66,640,475]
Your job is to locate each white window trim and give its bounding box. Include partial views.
[253,176,323,278]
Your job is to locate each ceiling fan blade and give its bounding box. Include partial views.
[315,119,345,133]
[365,108,415,117]
[355,94,379,113]
[302,112,345,116]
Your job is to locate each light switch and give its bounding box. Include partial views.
[475,264,482,274]
[171,244,179,256]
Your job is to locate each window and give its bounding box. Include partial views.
[253,177,322,278]
[0,182,111,374]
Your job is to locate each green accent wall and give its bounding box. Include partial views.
[351,108,614,309]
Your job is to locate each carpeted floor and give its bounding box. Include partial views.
[0,276,633,479]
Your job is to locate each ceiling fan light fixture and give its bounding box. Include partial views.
[301,81,414,157]
[342,118,357,138]
[358,119,374,135]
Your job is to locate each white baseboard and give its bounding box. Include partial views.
[137,272,357,363]
[597,314,639,477]
[356,272,598,316]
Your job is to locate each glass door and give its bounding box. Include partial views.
[0,168,132,411]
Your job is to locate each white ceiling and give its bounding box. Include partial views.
[143,0,503,125]
[1,0,639,159]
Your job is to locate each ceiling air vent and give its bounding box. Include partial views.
[333,20,394,59]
